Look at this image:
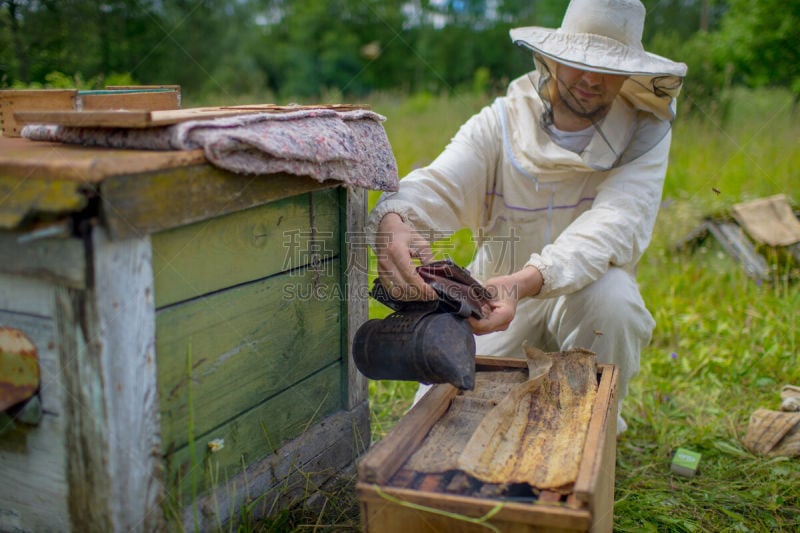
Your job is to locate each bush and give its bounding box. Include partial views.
[10,71,139,91]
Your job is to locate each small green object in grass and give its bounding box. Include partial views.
[671,447,702,477]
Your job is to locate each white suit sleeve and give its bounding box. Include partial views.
[527,131,671,298]
[366,104,502,245]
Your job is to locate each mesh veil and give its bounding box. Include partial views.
[527,54,683,166]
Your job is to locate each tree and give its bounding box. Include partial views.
[252,0,409,98]
[6,0,795,106]
[640,0,727,43]
[0,0,30,83]
[715,0,800,100]
[0,0,169,88]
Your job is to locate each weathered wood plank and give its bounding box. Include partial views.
[101,163,338,240]
[0,273,54,317]
[476,355,528,369]
[56,288,115,532]
[179,401,369,531]
[165,362,344,500]
[55,229,164,532]
[0,175,87,231]
[1,89,76,137]
[15,104,369,129]
[79,90,179,112]
[0,137,205,184]
[344,186,369,409]
[0,309,70,532]
[587,366,617,533]
[90,230,164,532]
[357,484,592,532]
[706,221,770,281]
[358,384,459,485]
[152,188,340,308]
[573,364,617,533]
[157,263,343,450]
[538,491,562,504]
[0,232,86,288]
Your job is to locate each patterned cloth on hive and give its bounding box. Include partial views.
[21,109,399,192]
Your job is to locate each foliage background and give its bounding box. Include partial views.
[2,0,798,112]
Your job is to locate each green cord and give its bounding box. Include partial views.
[373,484,504,533]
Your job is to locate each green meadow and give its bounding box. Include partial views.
[364,88,800,532]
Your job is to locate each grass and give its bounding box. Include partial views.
[361,86,800,532]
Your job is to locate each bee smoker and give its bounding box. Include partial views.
[352,260,492,390]
[352,302,476,389]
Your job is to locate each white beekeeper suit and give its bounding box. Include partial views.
[367,0,687,433]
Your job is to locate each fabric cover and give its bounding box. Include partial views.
[22,109,399,192]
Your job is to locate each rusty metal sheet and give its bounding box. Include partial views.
[403,346,598,494]
[0,327,40,411]
[459,347,597,492]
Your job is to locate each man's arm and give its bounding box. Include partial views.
[471,127,671,334]
[367,103,503,300]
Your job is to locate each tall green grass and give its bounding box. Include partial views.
[365,87,800,532]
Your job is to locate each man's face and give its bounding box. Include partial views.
[553,64,628,124]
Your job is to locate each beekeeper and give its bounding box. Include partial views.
[367,0,687,433]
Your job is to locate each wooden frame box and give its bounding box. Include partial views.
[0,89,76,137]
[357,357,618,533]
[1,87,180,137]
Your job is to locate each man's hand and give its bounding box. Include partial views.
[468,265,543,335]
[375,213,438,301]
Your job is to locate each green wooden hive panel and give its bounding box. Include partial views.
[157,264,343,451]
[152,189,341,308]
[164,362,343,501]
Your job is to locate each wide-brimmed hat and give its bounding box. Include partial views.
[510,0,687,78]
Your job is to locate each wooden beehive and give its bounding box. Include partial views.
[0,136,369,531]
[152,187,362,512]
[357,356,618,533]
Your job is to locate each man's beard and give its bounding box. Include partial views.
[559,86,611,123]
